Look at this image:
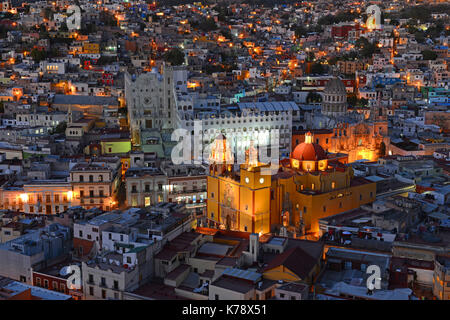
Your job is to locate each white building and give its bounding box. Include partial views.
[176,101,297,159]
[39,61,66,75]
[125,65,187,146]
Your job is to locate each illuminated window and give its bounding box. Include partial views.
[245,177,250,184]
[311,183,315,190]
[259,178,264,184]
[332,182,336,189]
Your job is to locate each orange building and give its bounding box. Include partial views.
[206,133,376,237]
[82,42,100,54]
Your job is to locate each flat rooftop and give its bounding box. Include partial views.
[197,242,233,256]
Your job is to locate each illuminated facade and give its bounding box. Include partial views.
[70,161,122,211]
[301,82,390,163]
[0,160,122,214]
[206,133,377,236]
[0,182,74,215]
[207,135,272,234]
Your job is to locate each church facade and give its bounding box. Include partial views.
[206,133,377,237]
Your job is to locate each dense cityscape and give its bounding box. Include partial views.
[0,0,448,302]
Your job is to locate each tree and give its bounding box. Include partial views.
[294,25,307,38]
[311,63,325,75]
[31,48,47,62]
[355,37,378,58]
[328,57,339,65]
[359,98,369,106]
[163,48,185,66]
[220,28,232,40]
[422,50,437,60]
[52,121,67,134]
[379,141,386,157]
[347,93,358,106]
[59,22,68,32]
[390,19,399,26]
[306,91,322,103]
[192,17,217,32]
[118,107,127,117]
[414,31,425,44]
[100,11,117,27]
[115,182,127,207]
[44,8,53,20]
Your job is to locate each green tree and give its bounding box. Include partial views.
[44,8,53,20]
[31,48,47,62]
[422,50,437,60]
[220,28,232,40]
[355,37,378,58]
[59,22,68,32]
[306,91,322,103]
[163,48,185,66]
[294,25,307,38]
[347,93,358,106]
[359,98,369,106]
[115,182,127,207]
[311,63,325,75]
[192,17,217,32]
[52,121,67,134]
[414,31,425,44]
[379,141,386,157]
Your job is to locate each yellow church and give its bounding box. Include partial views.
[206,132,376,237]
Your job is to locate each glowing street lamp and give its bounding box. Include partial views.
[19,194,29,203]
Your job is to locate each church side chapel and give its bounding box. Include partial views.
[206,132,376,239]
[303,73,390,163]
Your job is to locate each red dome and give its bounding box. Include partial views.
[292,142,327,161]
